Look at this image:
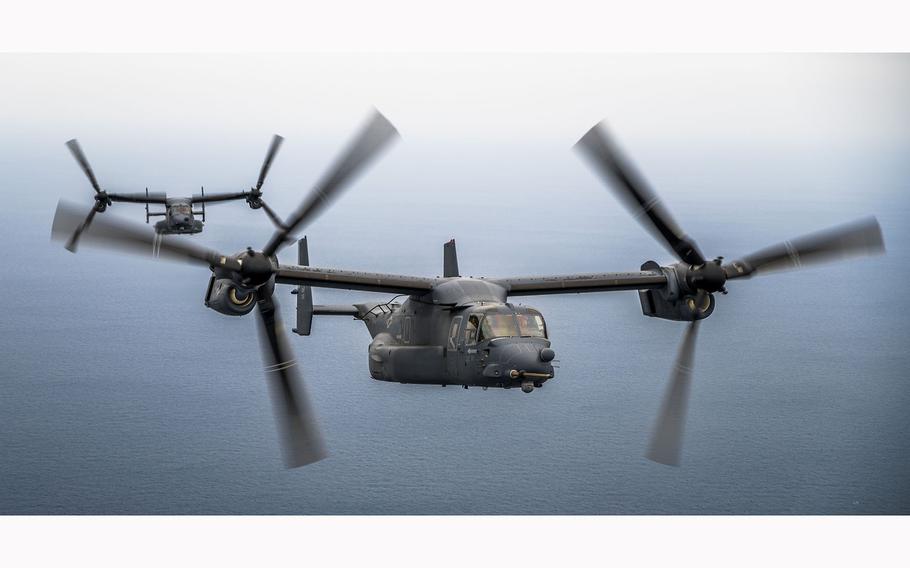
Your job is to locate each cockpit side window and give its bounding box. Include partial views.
[465,315,480,345]
[478,314,519,341]
[447,316,462,350]
[517,312,547,338]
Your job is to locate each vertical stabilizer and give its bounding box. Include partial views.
[443,238,459,278]
[292,237,315,336]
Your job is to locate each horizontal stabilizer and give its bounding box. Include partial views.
[313,305,359,316]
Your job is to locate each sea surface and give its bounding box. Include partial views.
[1,54,908,514]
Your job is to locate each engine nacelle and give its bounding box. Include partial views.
[638,261,716,322]
[204,277,258,316]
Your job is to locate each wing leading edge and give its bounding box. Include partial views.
[276,266,668,297]
[191,191,252,204]
[496,270,667,296]
[275,264,436,296]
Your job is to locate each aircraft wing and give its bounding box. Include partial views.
[275,264,437,295]
[191,191,251,203]
[495,270,667,296]
[108,192,168,204]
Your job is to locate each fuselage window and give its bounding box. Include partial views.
[517,313,547,338]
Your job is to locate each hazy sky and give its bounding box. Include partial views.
[2,54,907,262]
[2,54,907,144]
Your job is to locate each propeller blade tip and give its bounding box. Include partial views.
[370,108,401,138]
[646,452,681,467]
[864,216,886,253]
[284,449,329,469]
[574,119,610,148]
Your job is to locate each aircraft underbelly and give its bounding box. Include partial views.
[155,220,204,235]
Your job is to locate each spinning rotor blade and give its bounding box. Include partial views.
[52,200,240,270]
[263,110,400,256]
[646,320,699,467]
[64,206,98,253]
[255,290,327,468]
[257,199,287,230]
[575,122,705,266]
[256,134,284,191]
[65,139,103,194]
[724,216,885,280]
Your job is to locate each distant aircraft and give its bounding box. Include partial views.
[62,135,288,249]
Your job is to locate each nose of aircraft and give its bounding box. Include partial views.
[485,340,554,381]
[539,347,556,362]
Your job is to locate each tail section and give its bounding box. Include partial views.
[292,237,315,336]
[444,238,459,277]
[291,237,369,336]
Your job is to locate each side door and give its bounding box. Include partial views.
[445,315,463,379]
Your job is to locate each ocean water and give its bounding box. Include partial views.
[1,54,908,514]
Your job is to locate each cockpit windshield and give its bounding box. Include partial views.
[478,314,519,341]
[472,310,548,342]
[517,312,547,338]
[171,204,191,215]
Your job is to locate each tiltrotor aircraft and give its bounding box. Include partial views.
[51,110,885,469]
[62,134,290,250]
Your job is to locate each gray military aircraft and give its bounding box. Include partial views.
[62,134,289,250]
[51,113,885,469]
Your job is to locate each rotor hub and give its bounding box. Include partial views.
[236,248,274,287]
[246,189,264,209]
[93,192,111,211]
[685,258,727,294]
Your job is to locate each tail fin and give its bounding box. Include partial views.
[292,237,314,336]
[444,238,459,277]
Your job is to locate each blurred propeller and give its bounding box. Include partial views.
[575,122,705,265]
[646,320,699,467]
[263,109,400,256]
[255,290,327,467]
[65,139,107,252]
[258,200,287,231]
[64,140,167,251]
[190,135,286,216]
[52,200,240,270]
[724,216,884,279]
[52,112,401,468]
[249,136,287,229]
[256,134,284,192]
[575,120,886,466]
[53,199,326,466]
[66,139,103,194]
[64,207,98,253]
